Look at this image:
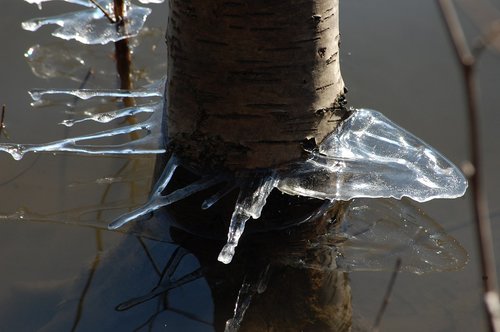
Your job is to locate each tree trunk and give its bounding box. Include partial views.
[166,0,345,170]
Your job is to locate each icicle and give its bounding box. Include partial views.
[278,108,468,203]
[218,173,278,264]
[22,1,151,45]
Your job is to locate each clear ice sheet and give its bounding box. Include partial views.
[25,27,168,86]
[22,0,152,45]
[277,108,468,203]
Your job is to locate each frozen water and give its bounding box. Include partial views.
[60,101,159,126]
[22,0,151,45]
[29,77,165,102]
[26,0,92,10]
[108,171,226,229]
[25,27,167,85]
[334,198,468,273]
[218,173,278,264]
[0,103,164,160]
[0,78,166,160]
[277,108,468,203]
[138,0,164,3]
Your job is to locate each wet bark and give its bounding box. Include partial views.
[166,0,345,170]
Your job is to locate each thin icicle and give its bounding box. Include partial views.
[218,172,278,264]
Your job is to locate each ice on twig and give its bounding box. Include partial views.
[278,108,468,203]
[26,0,91,10]
[22,0,151,45]
[218,173,278,264]
[60,101,159,126]
[29,77,165,102]
[334,198,468,274]
[0,102,164,160]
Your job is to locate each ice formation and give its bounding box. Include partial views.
[23,0,152,44]
[278,109,468,202]
[0,79,166,160]
[5,0,469,270]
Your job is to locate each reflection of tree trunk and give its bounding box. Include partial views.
[170,201,352,332]
[166,0,345,170]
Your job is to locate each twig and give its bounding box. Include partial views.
[89,0,117,24]
[437,1,500,331]
[0,105,6,138]
[371,258,402,332]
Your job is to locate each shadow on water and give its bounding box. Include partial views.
[0,0,499,331]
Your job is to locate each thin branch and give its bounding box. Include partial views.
[437,1,500,331]
[371,258,402,332]
[0,104,7,139]
[89,0,117,24]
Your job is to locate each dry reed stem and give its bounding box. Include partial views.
[437,0,500,330]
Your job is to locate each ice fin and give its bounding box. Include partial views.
[22,1,151,45]
[218,172,278,264]
[278,108,467,203]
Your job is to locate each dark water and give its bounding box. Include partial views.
[0,0,499,331]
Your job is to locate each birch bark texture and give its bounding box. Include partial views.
[166,0,345,170]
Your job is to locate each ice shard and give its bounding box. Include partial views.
[278,108,468,203]
[22,0,151,45]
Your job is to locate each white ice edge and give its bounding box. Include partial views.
[22,2,152,45]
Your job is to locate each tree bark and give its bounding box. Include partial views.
[166,0,345,170]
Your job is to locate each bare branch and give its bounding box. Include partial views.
[89,0,117,24]
[437,0,500,331]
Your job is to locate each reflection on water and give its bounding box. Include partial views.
[1,0,499,331]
